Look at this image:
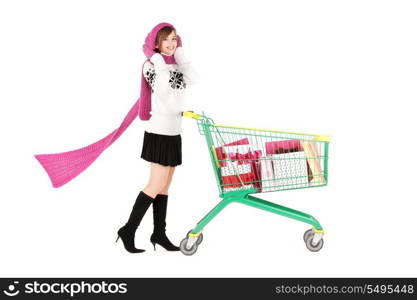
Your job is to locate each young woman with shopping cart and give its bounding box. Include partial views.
[117,23,198,253]
[34,22,198,254]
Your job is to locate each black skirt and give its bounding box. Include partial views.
[140,131,182,166]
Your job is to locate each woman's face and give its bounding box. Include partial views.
[156,31,178,56]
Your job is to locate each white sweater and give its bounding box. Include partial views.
[142,48,198,135]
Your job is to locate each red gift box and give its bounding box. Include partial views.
[220,149,263,192]
[228,150,262,192]
[215,138,250,167]
[265,140,303,154]
[216,138,263,192]
[222,172,255,189]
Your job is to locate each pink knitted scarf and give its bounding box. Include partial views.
[35,22,181,188]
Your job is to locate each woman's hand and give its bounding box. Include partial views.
[174,47,189,66]
[176,34,182,47]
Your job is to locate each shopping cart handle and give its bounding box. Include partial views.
[182,111,202,119]
[313,135,331,142]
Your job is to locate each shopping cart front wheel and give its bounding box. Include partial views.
[305,235,324,252]
[180,238,198,256]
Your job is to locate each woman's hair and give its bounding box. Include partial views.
[154,26,176,53]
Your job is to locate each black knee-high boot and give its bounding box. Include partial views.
[116,191,154,253]
[150,194,179,251]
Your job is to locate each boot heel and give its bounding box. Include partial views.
[152,242,156,251]
[116,235,120,243]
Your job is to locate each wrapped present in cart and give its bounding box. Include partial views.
[180,111,331,255]
[215,139,263,192]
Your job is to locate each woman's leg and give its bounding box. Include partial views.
[160,166,176,195]
[143,163,172,198]
[117,163,170,253]
[151,166,180,251]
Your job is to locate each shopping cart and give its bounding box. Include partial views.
[180,111,331,255]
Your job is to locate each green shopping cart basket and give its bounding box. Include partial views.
[180,111,331,255]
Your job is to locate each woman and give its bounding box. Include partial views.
[116,23,198,253]
[34,22,198,254]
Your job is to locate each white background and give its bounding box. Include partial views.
[1,0,416,277]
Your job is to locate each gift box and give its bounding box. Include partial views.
[265,139,303,155]
[300,141,326,184]
[251,160,262,192]
[216,138,263,192]
[220,161,252,177]
[226,149,263,192]
[270,152,309,189]
[221,159,256,193]
[223,138,249,147]
[222,172,255,191]
[228,149,262,165]
[265,139,314,182]
[260,158,274,192]
[215,138,249,167]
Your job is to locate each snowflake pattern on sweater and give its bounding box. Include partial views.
[144,68,156,88]
[144,67,186,91]
[169,70,186,90]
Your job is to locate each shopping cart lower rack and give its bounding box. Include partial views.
[180,111,331,255]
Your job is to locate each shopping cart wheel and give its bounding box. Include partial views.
[180,238,198,256]
[187,230,203,245]
[305,235,324,252]
[303,229,314,243]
